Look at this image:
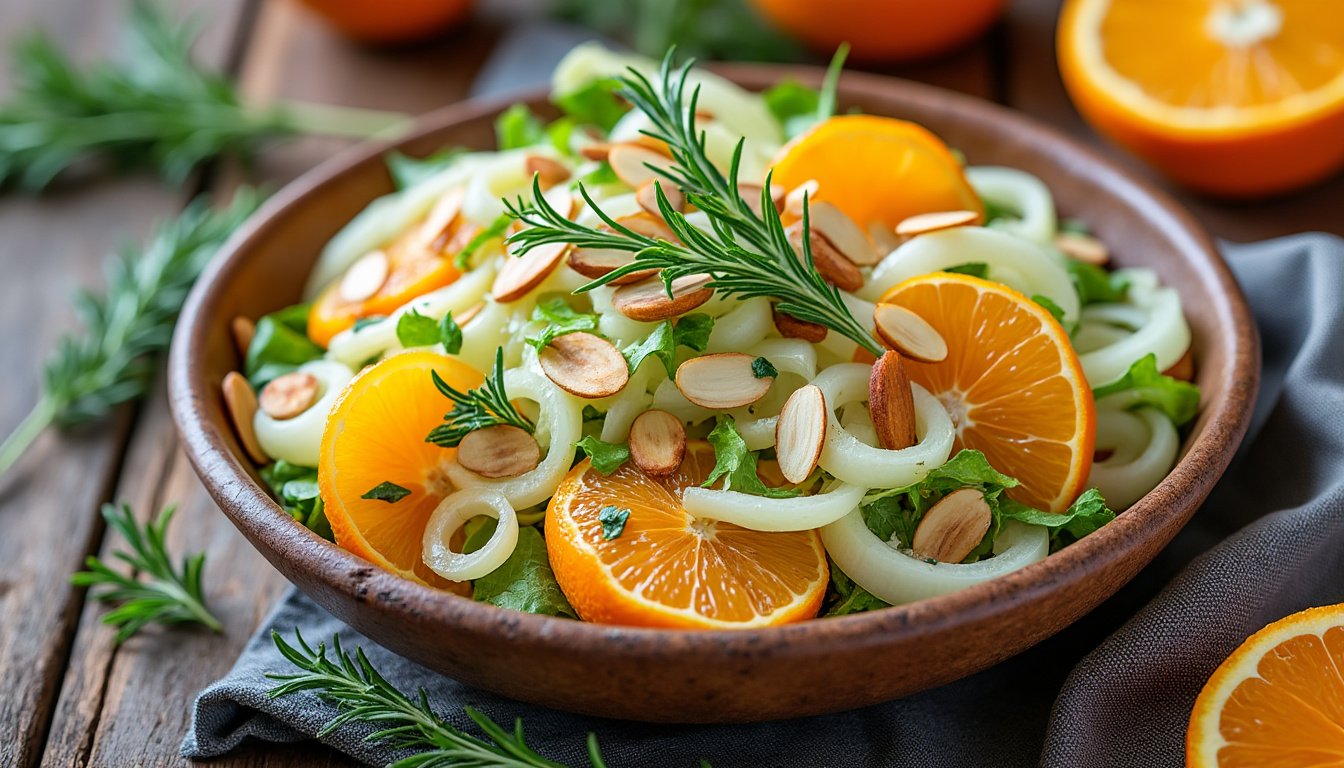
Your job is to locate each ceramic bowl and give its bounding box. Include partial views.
[169,64,1259,723]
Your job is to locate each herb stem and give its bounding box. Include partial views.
[274,101,412,140]
[0,396,56,475]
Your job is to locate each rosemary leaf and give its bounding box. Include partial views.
[426,348,534,447]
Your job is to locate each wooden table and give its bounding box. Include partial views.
[2,1,1340,765]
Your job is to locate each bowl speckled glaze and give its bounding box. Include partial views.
[169,64,1258,723]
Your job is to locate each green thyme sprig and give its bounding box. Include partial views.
[426,348,534,447]
[504,52,883,356]
[267,630,610,768]
[71,503,221,643]
[0,0,408,191]
[0,189,262,475]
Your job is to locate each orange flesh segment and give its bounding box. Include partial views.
[546,444,828,628]
[769,115,983,231]
[318,350,483,589]
[880,273,1094,511]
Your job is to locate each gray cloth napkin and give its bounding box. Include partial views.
[180,232,1344,767]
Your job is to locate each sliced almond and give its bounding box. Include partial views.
[869,351,917,450]
[579,143,612,162]
[608,143,677,189]
[739,183,785,217]
[772,307,828,343]
[420,187,466,252]
[776,385,827,484]
[784,180,820,219]
[627,409,687,476]
[636,179,686,219]
[492,241,572,303]
[566,247,656,286]
[526,155,571,189]
[1054,231,1109,265]
[259,371,320,421]
[231,316,255,361]
[612,273,714,322]
[540,184,578,220]
[612,212,682,244]
[1164,348,1195,382]
[911,488,993,563]
[786,221,864,292]
[674,353,773,410]
[809,201,880,266]
[868,220,902,255]
[895,210,979,238]
[457,425,541,479]
[539,332,629,399]
[454,302,484,328]
[221,372,268,464]
[873,303,948,363]
[339,250,389,302]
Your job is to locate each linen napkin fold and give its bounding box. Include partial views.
[181,233,1344,767]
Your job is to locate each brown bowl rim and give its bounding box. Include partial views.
[170,64,1258,659]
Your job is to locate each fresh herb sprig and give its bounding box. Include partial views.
[505,53,883,356]
[427,348,534,447]
[0,190,262,475]
[268,630,610,768]
[71,503,221,643]
[0,1,408,191]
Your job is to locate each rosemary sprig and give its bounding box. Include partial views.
[505,53,883,356]
[0,189,262,475]
[0,0,408,191]
[267,630,610,768]
[426,348,534,447]
[71,503,221,643]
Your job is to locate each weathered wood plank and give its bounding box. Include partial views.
[0,0,249,765]
[1001,0,1344,241]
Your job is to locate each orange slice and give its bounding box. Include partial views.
[769,115,983,230]
[1188,604,1344,767]
[545,442,828,629]
[879,273,1095,511]
[1059,0,1344,197]
[318,350,482,590]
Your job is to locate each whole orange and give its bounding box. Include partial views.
[750,0,1005,62]
[296,0,473,45]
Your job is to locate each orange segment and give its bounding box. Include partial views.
[318,350,483,590]
[1189,604,1344,767]
[546,443,828,629]
[880,273,1095,511]
[769,115,983,231]
[1059,0,1344,197]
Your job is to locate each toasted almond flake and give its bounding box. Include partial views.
[911,488,993,563]
[1054,231,1109,265]
[627,409,687,476]
[420,187,466,252]
[809,201,881,266]
[608,143,678,189]
[526,155,571,189]
[492,241,572,302]
[566,247,657,286]
[869,351,917,450]
[541,185,578,220]
[873,303,948,363]
[539,332,630,399]
[221,371,268,464]
[231,316,255,361]
[739,183,786,217]
[868,220,902,255]
[636,179,686,218]
[457,425,541,479]
[1164,347,1195,381]
[895,209,979,237]
[776,385,827,484]
[674,353,773,410]
[339,250,389,302]
[612,212,681,243]
[786,221,864,292]
[784,180,820,219]
[772,307,828,343]
[612,273,714,322]
[454,302,484,327]
[259,371,320,421]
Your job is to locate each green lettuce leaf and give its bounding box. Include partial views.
[245,303,322,390]
[385,148,464,190]
[467,523,575,618]
[703,416,798,498]
[495,104,546,150]
[1000,488,1116,551]
[622,313,715,377]
[1093,353,1200,426]
[1066,259,1130,306]
[575,435,629,475]
[944,262,989,279]
[526,296,599,352]
[762,80,820,139]
[553,77,627,133]
[455,213,511,270]
[259,461,331,540]
[824,561,890,617]
[395,308,441,348]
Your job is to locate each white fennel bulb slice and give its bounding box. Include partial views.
[422,487,519,581]
[683,479,867,532]
[965,166,1058,246]
[254,360,354,466]
[1088,406,1179,509]
[1079,280,1191,386]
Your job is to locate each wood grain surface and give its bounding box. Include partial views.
[0,0,1338,764]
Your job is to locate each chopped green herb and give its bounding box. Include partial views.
[439,312,463,355]
[598,505,631,540]
[704,416,798,498]
[1092,353,1200,426]
[943,262,989,279]
[426,348,533,447]
[361,481,411,504]
[552,77,627,133]
[495,104,545,150]
[1032,294,1067,326]
[575,435,630,475]
[245,303,323,390]
[751,356,778,379]
[525,296,599,352]
[454,213,511,270]
[395,309,442,348]
[351,315,385,333]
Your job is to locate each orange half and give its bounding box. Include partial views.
[546,443,828,629]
